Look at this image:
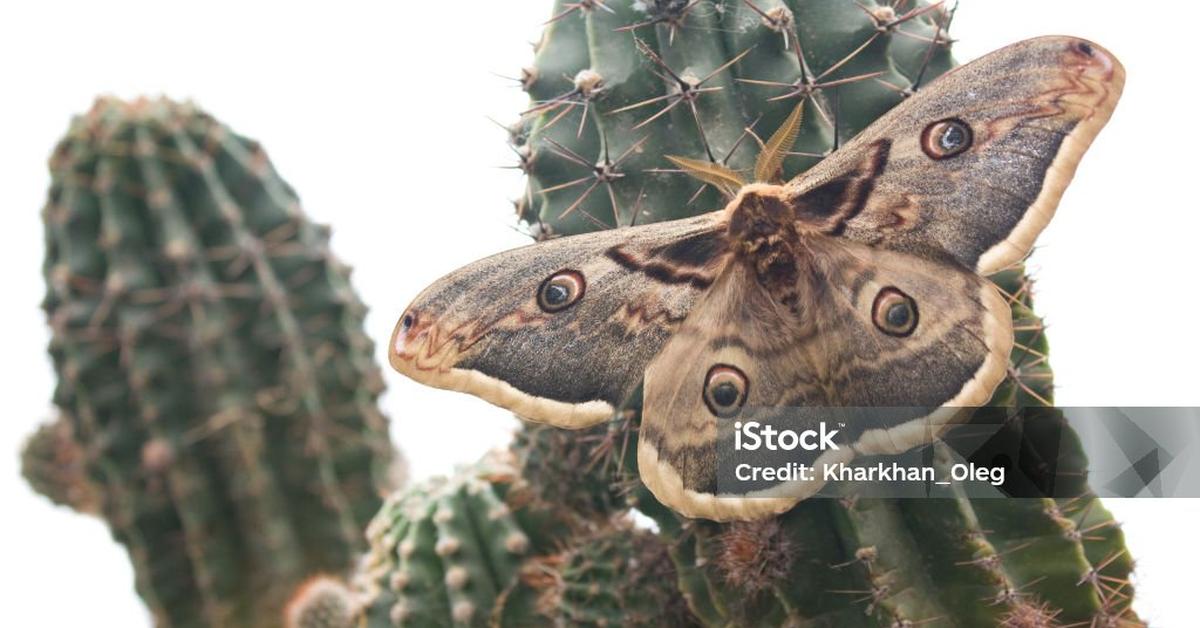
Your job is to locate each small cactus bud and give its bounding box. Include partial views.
[285,576,358,628]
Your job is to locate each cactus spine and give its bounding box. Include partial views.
[27,97,399,628]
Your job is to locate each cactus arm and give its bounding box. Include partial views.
[29,98,397,627]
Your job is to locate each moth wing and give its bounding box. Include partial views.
[785,36,1123,274]
[638,237,1012,520]
[390,213,731,428]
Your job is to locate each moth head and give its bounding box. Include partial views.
[726,183,798,241]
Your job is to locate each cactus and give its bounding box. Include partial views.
[515,0,954,236]
[344,452,559,627]
[495,1,1140,626]
[495,518,697,626]
[508,420,636,520]
[29,97,400,628]
[362,452,544,626]
[285,577,361,628]
[21,413,101,514]
[322,451,695,628]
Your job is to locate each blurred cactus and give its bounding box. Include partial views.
[285,577,361,628]
[21,413,100,514]
[29,97,400,628]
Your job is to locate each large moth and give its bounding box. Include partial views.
[390,37,1123,521]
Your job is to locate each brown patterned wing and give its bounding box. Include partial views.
[785,36,1124,274]
[638,235,1012,520]
[390,212,731,428]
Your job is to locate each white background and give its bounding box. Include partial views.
[2,1,1197,625]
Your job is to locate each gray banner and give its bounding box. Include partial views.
[714,407,1200,499]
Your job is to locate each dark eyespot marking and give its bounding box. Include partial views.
[703,364,748,418]
[401,313,414,331]
[921,118,973,159]
[537,270,585,313]
[872,287,919,337]
[1074,40,1094,57]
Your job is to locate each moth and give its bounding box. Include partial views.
[390,37,1123,521]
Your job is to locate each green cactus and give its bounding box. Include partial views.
[332,451,695,628]
[347,452,557,627]
[508,420,636,520]
[497,1,1140,626]
[515,0,955,236]
[495,518,698,626]
[30,97,400,628]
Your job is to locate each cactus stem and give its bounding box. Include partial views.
[32,97,396,627]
